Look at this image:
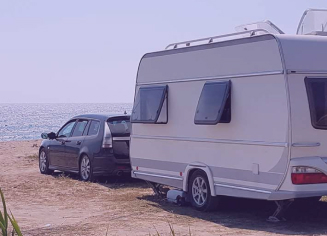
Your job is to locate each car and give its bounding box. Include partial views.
[39,114,131,181]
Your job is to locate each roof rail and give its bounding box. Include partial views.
[165,29,270,50]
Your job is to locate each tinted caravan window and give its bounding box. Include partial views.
[131,85,168,123]
[195,81,231,125]
[305,78,327,129]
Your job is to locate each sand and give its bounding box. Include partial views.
[1,140,327,235]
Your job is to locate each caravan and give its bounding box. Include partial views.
[130,9,327,219]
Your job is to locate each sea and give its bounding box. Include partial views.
[0,103,132,142]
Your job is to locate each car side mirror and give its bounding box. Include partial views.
[48,132,57,140]
[41,132,56,140]
[41,133,48,139]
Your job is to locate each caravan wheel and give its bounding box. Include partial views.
[188,170,219,211]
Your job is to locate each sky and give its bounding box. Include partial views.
[0,0,326,103]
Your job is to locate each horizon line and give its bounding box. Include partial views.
[0,102,133,104]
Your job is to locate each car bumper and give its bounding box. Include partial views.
[92,153,131,176]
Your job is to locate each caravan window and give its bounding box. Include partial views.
[305,78,327,129]
[194,81,231,125]
[131,85,168,124]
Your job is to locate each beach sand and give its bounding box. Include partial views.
[1,140,327,235]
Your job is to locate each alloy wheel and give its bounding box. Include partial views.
[39,151,47,172]
[192,176,208,207]
[80,156,91,180]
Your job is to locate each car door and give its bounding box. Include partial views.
[48,120,76,168]
[64,119,88,170]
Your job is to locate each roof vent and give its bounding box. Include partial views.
[297,9,327,36]
[235,20,284,35]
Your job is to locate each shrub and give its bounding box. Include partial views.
[0,188,23,236]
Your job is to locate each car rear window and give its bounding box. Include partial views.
[305,77,327,129]
[107,119,131,135]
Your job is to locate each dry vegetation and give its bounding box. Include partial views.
[1,140,327,235]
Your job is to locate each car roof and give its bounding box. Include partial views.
[72,113,130,121]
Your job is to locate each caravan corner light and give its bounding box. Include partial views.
[291,166,327,185]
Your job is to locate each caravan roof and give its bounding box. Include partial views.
[165,9,327,50]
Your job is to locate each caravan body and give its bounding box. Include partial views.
[130,10,327,208]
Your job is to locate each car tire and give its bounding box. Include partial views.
[188,170,219,211]
[79,154,94,182]
[39,148,53,175]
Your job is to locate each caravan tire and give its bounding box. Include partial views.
[189,170,219,212]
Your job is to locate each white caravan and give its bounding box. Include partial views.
[130,9,327,219]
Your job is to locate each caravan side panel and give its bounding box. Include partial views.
[131,35,289,199]
[137,35,283,84]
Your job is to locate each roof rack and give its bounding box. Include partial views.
[165,29,270,50]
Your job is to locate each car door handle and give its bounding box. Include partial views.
[61,140,71,144]
[76,141,81,145]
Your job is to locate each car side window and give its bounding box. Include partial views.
[88,120,100,136]
[83,122,91,136]
[58,120,76,138]
[72,120,88,137]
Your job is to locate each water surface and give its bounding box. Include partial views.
[0,103,132,141]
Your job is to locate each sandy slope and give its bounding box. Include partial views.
[1,140,327,235]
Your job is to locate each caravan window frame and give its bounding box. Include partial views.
[131,85,168,124]
[305,77,327,130]
[194,80,231,125]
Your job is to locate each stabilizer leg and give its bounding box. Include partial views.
[267,199,294,222]
[146,181,167,197]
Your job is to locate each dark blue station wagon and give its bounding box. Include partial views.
[39,114,131,181]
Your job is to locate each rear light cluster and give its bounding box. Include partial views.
[291,166,327,185]
[102,123,112,148]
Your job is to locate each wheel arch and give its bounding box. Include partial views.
[78,145,91,166]
[39,146,45,153]
[78,152,88,166]
[183,162,216,196]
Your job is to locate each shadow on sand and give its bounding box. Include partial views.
[51,171,148,189]
[139,194,327,235]
[50,171,327,234]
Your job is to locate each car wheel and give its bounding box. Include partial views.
[39,149,53,175]
[80,155,93,181]
[189,170,219,211]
